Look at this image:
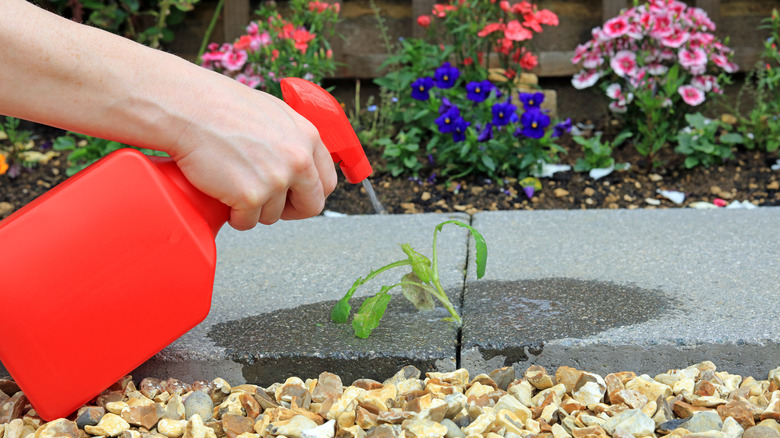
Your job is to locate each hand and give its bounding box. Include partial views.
[167,75,338,230]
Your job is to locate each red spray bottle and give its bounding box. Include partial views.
[0,78,371,420]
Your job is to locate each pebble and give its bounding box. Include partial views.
[3,363,780,438]
[84,413,130,437]
[184,390,214,421]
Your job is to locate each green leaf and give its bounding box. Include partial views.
[52,136,75,151]
[400,244,432,282]
[331,276,362,323]
[400,273,435,311]
[435,220,487,279]
[720,133,744,145]
[684,156,699,168]
[352,286,393,338]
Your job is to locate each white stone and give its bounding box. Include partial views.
[270,415,318,438]
[300,420,336,438]
[402,418,448,438]
[722,417,744,438]
[183,415,217,438]
[573,373,606,406]
[603,409,655,438]
[463,412,496,436]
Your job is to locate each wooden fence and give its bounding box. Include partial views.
[183,0,773,78]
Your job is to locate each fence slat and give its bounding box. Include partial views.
[695,0,720,24]
[602,0,627,22]
[223,0,250,44]
[412,0,437,38]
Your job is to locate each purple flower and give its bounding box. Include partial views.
[519,92,545,109]
[516,109,551,139]
[411,77,434,100]
[434,62,460,89]
[552,118,572,138]
[466,80,494,102]
[438,98,457,115]
[491,101,517,126]
[452,118,471,143]
[435,106,461,133]
[477,123,493,142]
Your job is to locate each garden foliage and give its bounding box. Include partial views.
[571,0,738,164]
[200,0,341,99]
[372,0,571,181]
[46,0,199,48]
[731,9,780,153]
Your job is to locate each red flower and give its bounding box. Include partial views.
[292,28,315,52]
[279,22,295,38]
[463,57,474,66]
[535,9,558,26]
[496,37,513,55]
[505,68,517,79]
[478,22,505,37]
[510,1,533,15]
[233,34,253,50]
[499,1,510,12]
[523,13,542,33]
[417,14,432,28]
[308,1,329,12]
[271,49,279,61]
[432,4,455,17]
[505,20,532,41]
[519,52,538,70]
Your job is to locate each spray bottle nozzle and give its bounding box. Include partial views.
[281,78,372,184]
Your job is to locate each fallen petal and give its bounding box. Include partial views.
[656,189,685,205]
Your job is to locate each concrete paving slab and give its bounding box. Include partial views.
[131,212,470,386]
[461,208,780,380]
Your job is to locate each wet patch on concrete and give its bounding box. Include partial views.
[461,278,679,366]
[208,296,458,386]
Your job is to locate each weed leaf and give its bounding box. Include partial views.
[435,220,488,279]
[401,244,432,282]
[401,273,435,311]
[331,277,362,323]
[352,286,393,338]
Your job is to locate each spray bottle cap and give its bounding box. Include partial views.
[281,78,372,184]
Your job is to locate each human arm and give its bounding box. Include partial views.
[0,0,337,230]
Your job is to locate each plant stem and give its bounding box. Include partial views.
[431,277,461,325]
[197,0,225,62]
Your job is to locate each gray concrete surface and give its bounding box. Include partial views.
[3,208,779,387]
[462,208,780,379]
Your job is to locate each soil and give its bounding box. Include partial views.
[2,121,780,220]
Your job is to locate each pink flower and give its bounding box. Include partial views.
[678,85,705,106]
[571,70,600,89]
[499,1,510,12]
[608,101,628,113]
[236,73,262,88]
[691,75,715,92]
[647,63,669,75]
[661,31,689,48]
[650,15,674,39]
[688,32,714,49]
[246,22,259,35]
[678,48,707,71]
[603,15,630,38]
[505,20,533,41]
[222,49,248,71]
[711,53,738,73]
[582,51,604,69]
[606,83,623,99]
[610,50,638,78]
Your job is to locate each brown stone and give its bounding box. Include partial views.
[605,374,625,403]
[526,366,556,390]
[743,425,780,438]
[0,391,27,423]
[561,398,587,414]
[761,392,780,421]
[571,426,609,438]
[34,418,81,438]
[221,414,255,438]
[614,372,637,385]
[717,399,756,429]
[695,381,718,397]
[674,400,711,418]
[365,425,398,438]
[376,410,415,424]
[352,379,384,391]
[610,389,648,409]
[161,379,191,396]
[0,379,20,397]
[140,378,165,400]
[556,367,584,394]
[122,404,165,430]
[312,373,343,403]
[356,406,378,429]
